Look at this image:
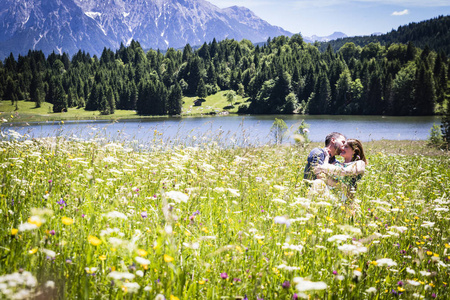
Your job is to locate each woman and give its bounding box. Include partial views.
[314,139,367,200]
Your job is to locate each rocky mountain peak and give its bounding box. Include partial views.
[0,0,293,58]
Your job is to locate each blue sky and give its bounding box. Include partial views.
[207,0,450,37]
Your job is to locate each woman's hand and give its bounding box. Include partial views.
[323,150,330,163]
[314,160,365,176]
[313,164,328,175]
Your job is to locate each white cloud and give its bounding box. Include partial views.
[392,9,409,15]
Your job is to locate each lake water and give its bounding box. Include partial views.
[2,115,441,148]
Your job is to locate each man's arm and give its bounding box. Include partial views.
[304,148,326,180]
[309,148,326,166]
[314,160,365,176]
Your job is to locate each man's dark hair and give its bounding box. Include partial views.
[325,132,345,146]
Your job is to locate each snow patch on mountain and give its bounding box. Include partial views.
[85,11,102,19]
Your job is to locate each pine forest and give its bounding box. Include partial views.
[0,34,449,117]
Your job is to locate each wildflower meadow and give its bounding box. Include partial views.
[0,128,449,299]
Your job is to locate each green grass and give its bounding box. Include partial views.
[0,100,142,123]
[182,91,247,116]
[0,132,449,299]
[0,91,248,123]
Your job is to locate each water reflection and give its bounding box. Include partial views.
[2,115,441,148]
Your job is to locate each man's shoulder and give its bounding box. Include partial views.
[308,147,325,156]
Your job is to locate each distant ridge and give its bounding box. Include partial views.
[303,32,347,43]
[318,15,450,55]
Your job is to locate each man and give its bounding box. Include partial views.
[303,132,346,180]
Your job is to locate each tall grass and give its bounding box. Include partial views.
[0,128,449,299]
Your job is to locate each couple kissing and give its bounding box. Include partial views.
[304,132,367,202]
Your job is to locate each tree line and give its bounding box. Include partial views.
[318,15,450,57]
[0,35,449,117]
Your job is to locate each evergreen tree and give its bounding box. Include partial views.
[210,38,218,58]
[85,84,100,111]
[334,69,352,113]
[197,42,210,60]
[108,87,115,115]
[4,53,17,72]
[182,44,193,62]
[98,89,108,115]
[52,80,67,113]
[364,70,384,115]
[405,41,417,61]
[390,62,416,115]
[167,83,183,115]
[271,70,291,112]
[413,63,435,115]
[308,73,331,114]
[67,87,78,108]
[187,57,202,95]
[136,79,152,115]
[99,87,115,115]
[30,71,44,108]
[4,77,17,104]
[206,63,217,86]
[196,78,207,99]
[153,80,168,115]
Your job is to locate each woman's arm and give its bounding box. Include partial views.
[314,160,365,176]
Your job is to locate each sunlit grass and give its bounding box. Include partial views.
[182,91,247,115]
[0,91,249,123]
[0,100,143,122]
[0,127,449,299]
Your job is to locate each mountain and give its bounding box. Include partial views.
[0,0,291,59]
[303,32,347,43]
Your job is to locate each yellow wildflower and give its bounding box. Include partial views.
[29,248,38,254]
[88,235,102,246]
[28,216,43,227]
[137,249,148,256]
[61,217,74,225]
[99,255,107,261]
[170,295,180,300]
[164,254,174,262]
[11,228,18,235]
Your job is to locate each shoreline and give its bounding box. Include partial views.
[0,100,442,124]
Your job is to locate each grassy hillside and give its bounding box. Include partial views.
[181,91,247,116]
[0,91,248,123]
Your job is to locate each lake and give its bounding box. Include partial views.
[2,115,441,148]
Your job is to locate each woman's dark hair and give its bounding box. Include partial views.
[346,139,367,164]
